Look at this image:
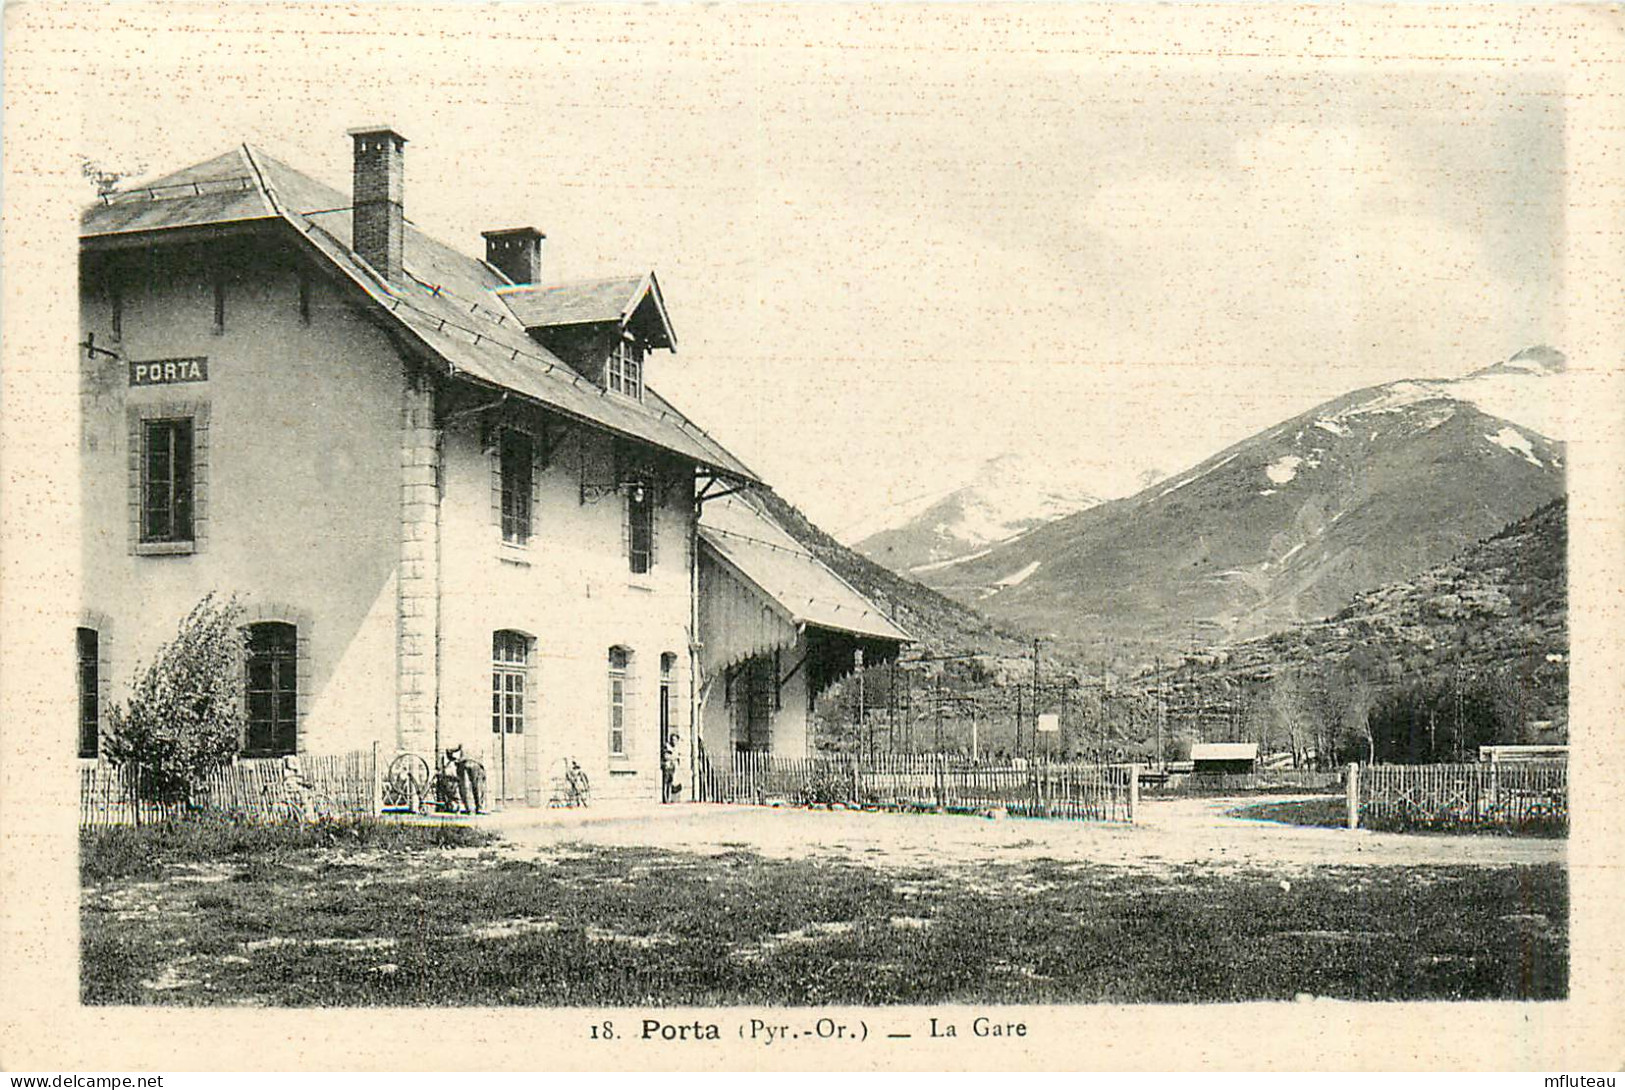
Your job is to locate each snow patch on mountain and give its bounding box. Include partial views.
[909,547,995,575]
[1265,455,1303,485]
[1314,419,1348,437]
[994,561,1041,588]
[1417,407,1456,431]
[850,451,1114,569]
[1158,452,1240,499]
[1484,426,1544,468]
[1323,347,1567,440]
[839,484,962,545]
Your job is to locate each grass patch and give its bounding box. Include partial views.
[1360,814,1568,839]
[1229,798,1566,839]
[1229,797,1348,829]
[82,833,1566,1006]
[81,817,493,883]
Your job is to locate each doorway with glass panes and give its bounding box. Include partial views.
[491,631,534,804]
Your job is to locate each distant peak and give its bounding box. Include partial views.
[1479,345,1567,376]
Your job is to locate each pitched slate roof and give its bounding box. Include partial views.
[82,149,278,236]
[699,492,911,644]
[80,145,754,482]
[498,273,674,339]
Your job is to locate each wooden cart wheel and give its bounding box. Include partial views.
[384,753,431,810]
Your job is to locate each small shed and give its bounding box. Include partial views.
[1190,742,1258,775]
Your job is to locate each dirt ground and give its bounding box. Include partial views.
[490,795,1565,873]
[83,799,1569,1005]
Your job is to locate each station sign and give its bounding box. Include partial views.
[1036,713,1060,733]
[129,357,208,387]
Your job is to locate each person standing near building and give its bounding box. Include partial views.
[662,730,682,802]
[446,745,487,815]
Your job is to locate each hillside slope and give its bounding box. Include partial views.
[922,349,1567,657]
[1156,497,1569,746]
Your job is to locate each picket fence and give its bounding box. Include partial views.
[1358,761,1567,834]
[696,752,1136,823]
[1146,769,1347,794]
[79,749,379,828]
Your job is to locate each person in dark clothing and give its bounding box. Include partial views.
[661,731,682,802]
[445,745,488,815]
[434,753,461,813]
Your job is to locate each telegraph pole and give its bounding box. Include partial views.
[1032,638,1042,759]
[1060,681,1070,758]
[1155,655,1165,769]
[855,648,867,761]
[933,673,944,755]
[1015,689,1024,758]
[889,657,898,755]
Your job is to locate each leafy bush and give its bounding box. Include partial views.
[797,767,854,806]
[104,595,247,804]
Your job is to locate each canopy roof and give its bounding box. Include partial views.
[81,145,752,482]
[699,492,912,645]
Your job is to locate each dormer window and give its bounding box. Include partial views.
[608,339,643,401]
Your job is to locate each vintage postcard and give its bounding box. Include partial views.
[1,1,1622,1073]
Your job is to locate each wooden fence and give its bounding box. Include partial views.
[1357,761,1567,834]
[1144,769,1347,794]
[80,748,379,828]
[696,753,1136,823]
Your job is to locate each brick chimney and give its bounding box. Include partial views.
[482,227,545,285]
[348,125,406,282]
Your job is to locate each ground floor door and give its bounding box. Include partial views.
[731,654,775,754]
[492,631,533,805]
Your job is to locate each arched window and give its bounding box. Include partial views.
[492,631,531,737]
[244,622,298,756]
[77,627,100,759]
[608,646,632,757]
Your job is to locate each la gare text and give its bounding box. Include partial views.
[591,1015,1028,1043]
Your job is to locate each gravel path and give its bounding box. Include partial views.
[493,795,1564,873]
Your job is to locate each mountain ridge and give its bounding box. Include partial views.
[850,452,1109,573]
[914,349,1568,658]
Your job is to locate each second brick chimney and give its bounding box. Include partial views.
[482,227,545,285]
[348,125,406,282]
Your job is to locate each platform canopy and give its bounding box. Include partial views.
[697,492,910,694]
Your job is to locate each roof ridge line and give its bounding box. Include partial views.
[239,144,282,220]
[494,272,647,295]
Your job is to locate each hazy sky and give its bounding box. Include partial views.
[69,5,1567,534]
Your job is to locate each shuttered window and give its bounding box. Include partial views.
[499,429,534,545]
[141,419,194,544]
[77,627,99,759]
[244,622,297,756]
[609,646,631,757]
